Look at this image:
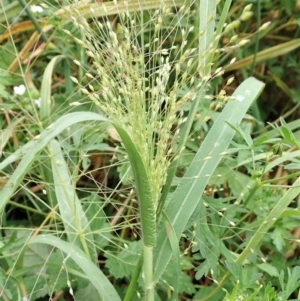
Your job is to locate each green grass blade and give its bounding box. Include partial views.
[113,124,155,247]
[0,117,24,156]
[153,77,265,284]
[40,55,65,124]
[226,38,300,72]
[235,175,300,265]
[49,139,97,261]
[0,112,107,214]
[30,234,121,301]
[212,0,232,61]
[112,124,156,300]
[0,1,22,24]
[58,0,185,19]
[38,56,66,209]
[198,0,216,75]
[0,141,34,171]
[161,211,180,299]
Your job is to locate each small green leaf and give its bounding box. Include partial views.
[285,267,300,297]
[284,162,300,169]
[195,259,210,280]
[75,283,99,300]
[256,263,279,277]
[0,69,15,85]
[46,251,85,292]
[252,135,269,147]
[105,241,142,279]
[270,228,286,251]
[0,84,9,98]
[225,122,253,147]
[236,176,300,265]
[279,117,300,148]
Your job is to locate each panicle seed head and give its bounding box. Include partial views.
[65,1,237,204]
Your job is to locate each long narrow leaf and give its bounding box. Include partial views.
[30,234,121,301]
[49,140,97,261]
[0,117,24,155]
[0,112,107,214]
[153,77,265,283]
[198,0,216,75]
[226,38,300,72]
[40,55,65,124]
[38,56,66,210]
[58,0,185,19]
[114,124,155,247]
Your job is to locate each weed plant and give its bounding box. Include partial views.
[0,0,300,301]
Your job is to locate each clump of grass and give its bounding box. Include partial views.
[4,1,294,300]
[61,1,223,299]
[51,1,263,299]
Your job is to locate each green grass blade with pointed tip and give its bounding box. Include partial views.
[49,139,97,261]
[153,77,265,284]
[40,55,65,124]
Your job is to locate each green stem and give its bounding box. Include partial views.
[123,253,143,301]
[144,245,154,301]
[250,0,261,76]
[17,0,48,42]
[244,179,261,207]
[249,0,262,128]
[262,170,300,184]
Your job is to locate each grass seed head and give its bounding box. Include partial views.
[66,1,230,204]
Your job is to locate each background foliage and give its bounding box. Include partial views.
[0,0,300,300]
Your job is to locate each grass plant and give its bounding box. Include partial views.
[0,0,300,301]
